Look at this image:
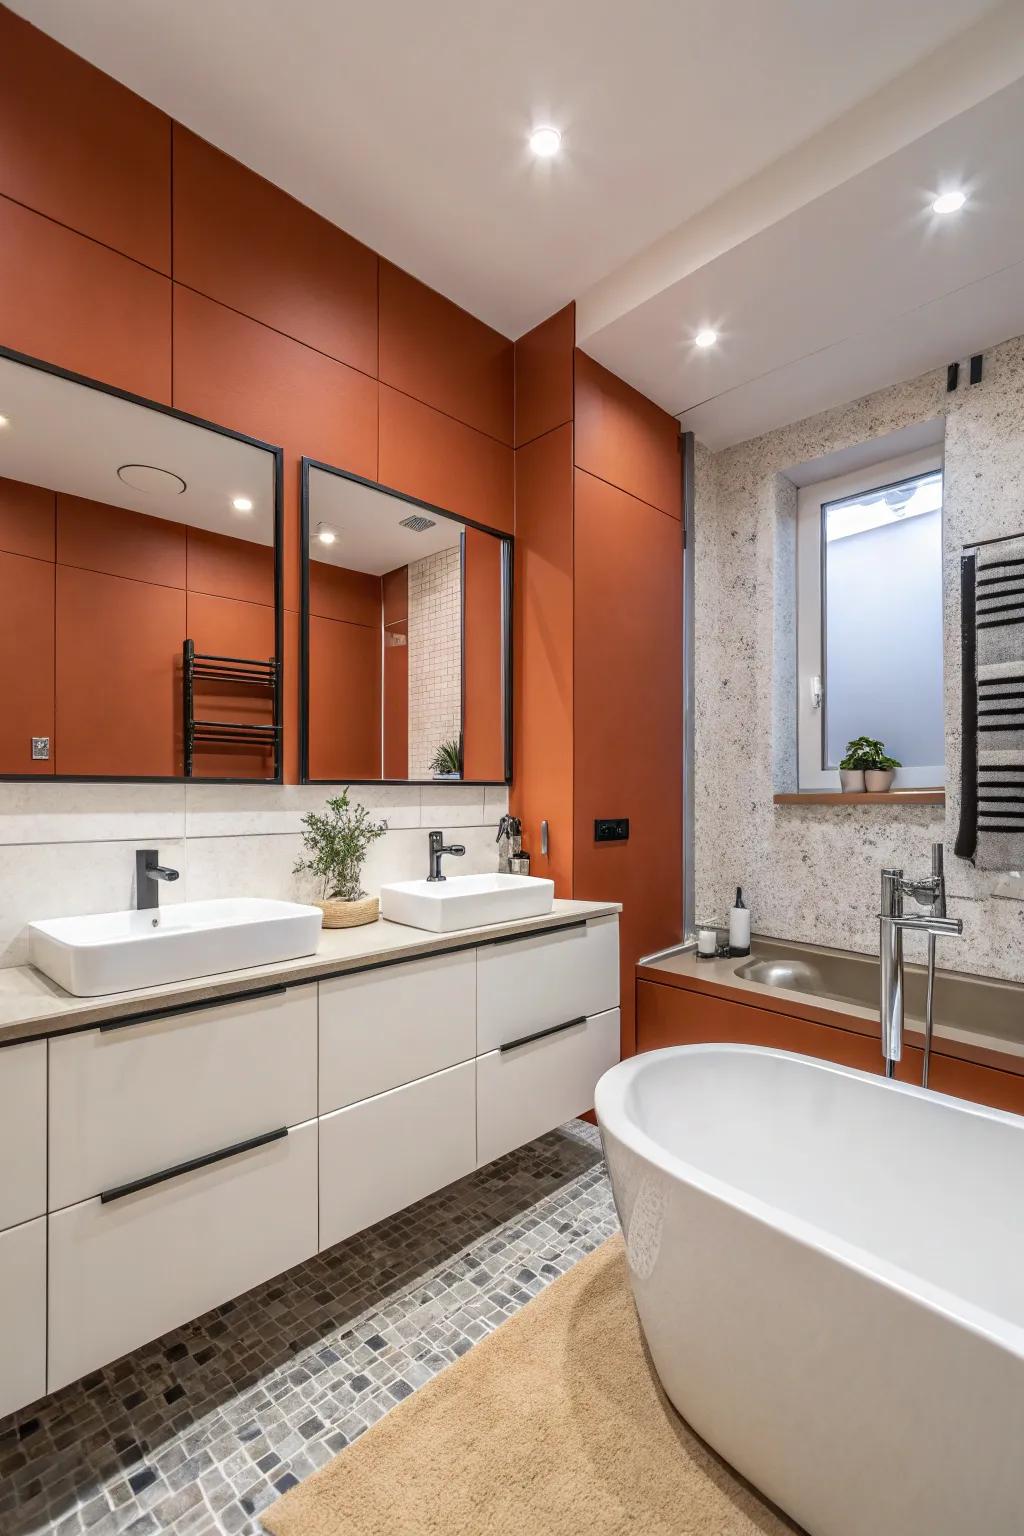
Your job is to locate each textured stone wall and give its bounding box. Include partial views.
[694,334,1024,980]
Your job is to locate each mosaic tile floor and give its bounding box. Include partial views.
[0,1122,617,1536]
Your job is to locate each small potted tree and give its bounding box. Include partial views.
[293,789,388,928]
[839,736,901,793]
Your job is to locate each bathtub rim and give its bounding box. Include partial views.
[596,1043,1024,1360]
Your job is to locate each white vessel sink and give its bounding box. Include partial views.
[379,873,554,933]
[28,898,323,997]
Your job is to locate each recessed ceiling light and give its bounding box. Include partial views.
[695,329,718,349]
[529,126,562,158]
[932,190,966,215]
[232,495,254,512]
[317,524,337,546]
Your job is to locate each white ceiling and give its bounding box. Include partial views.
[13,0,1024,450]
[309,470,463,575]
[0,354,274,543]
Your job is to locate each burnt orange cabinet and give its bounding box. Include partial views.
[637,980,880,1072]
[637,979,1024,1117]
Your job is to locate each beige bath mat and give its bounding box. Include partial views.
[263,1235,797,1536]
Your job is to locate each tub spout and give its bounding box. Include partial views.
[879,847,962,1081]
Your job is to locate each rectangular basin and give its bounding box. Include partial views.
[379,873,554,933]
[28,898,323,997]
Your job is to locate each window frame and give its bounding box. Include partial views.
[796,447,945,791]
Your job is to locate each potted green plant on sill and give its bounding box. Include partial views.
[429,734,463,780]
[839,736,901,793]
[293,788,388,928]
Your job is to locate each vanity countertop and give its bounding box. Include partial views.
[0,899,621,1048]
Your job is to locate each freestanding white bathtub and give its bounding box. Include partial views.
[596,1044,1024,1536]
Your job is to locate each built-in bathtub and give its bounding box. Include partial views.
[596,1043,1024,1536]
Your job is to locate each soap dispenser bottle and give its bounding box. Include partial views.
[729,887,750,957]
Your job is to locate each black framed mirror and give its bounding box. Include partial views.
[0,345,284,783]
[300,459,512,785]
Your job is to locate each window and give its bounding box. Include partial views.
[796,449,944,790]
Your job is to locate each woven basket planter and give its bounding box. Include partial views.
[314,896,379,929]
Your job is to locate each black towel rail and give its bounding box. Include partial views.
[183,638,281,778]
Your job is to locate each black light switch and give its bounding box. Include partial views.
[594,818,629,843]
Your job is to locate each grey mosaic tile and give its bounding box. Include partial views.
[0,1121,615,1536]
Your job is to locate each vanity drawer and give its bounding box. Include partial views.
[0,1040,46,1231]
[319,950,476,1114]
[0,1217,46,1419]
[319,1061,476,1251]
[476,1007,620,1166]
[49,985,317,1210]
[47,1118,317,1392]
[476,915,619,1053]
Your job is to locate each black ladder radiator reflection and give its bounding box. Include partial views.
[182,638,281,779]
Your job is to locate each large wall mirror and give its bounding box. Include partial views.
[0,348,282,782]
[301,461,511,784]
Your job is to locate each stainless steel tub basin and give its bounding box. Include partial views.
[734,940,1024,1050]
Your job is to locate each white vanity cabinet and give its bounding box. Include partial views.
[476,915,619,1052]
[0,1217,46,1417]
[0,1039,46,1231]
[477,1008,621,1166]
[48,985,317,1210]
[45,984,319,1392]
[4,908,618,1419]
[0,1039,47,1417]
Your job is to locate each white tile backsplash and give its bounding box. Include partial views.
[0,781,508,969]
[0,783,186,846]
[0,838,188,968]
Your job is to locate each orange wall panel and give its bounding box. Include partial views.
[379,263,513,445]
[57,495,186,588]
[383,618,409,780]
[510,424,574,893]
[382,566,408,627]
[173,128,378,375]
[574,350,681,519]
[573,469,683,1057]
[514,304,574,448]
[187,526,275,608]
[0,196,172,403]
[462,528,505,781]
[309,561,382,627]
[379,385,513,536]
[0,549,54,776]
[55,565,183,777]
[0,8,171,272]
[308,615,381,781]
[172,285,378,620]
[0,477,55,562]
[186,590,277,779]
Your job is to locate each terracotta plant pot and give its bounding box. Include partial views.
[314,896,379,929]
[839,769,866,792]
[864,769,895,793]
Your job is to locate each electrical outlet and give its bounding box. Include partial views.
[594,817,629,843]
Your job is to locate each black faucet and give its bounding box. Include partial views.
[136,848,181,911]
[426,829,466,882]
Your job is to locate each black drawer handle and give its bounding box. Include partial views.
[500,1016,587,1054]
[99,983,289,1034]
[100,1126,288,1204]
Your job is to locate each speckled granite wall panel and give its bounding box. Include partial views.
[694,334,1024,980]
